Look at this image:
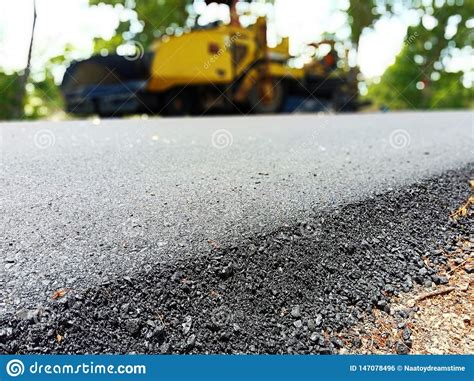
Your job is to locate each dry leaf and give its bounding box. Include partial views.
[450,196,474,220]
[52,288,69,300]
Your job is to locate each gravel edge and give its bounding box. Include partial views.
[1,164,472,354]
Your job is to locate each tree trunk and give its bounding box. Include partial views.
[14,0,37,119]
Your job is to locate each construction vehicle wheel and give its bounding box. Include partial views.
[332,86,355,113]
[248,80,285,114]
[162,89,192,116]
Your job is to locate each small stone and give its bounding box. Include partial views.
[431,275,448,285]
[153,324,166,341]
[397,310,409,319]
[402,328,411,341]
[384,284,395,295]
[413,276,424,285]
[319,347,332,354]
[439,276,449,285]
[182,316,192,334]
[171,271,183,282]
[121,303,130,313]
[145,329,155,340]
[315,314,323,326]
[291,306,301,318]
[307,319,316,332]
[395,341,409,354]
[124,319,141,336]
[352,337,362,348]
[186,334,196,349]
[331,337,344,349]
[293,320,303,329]
[0,328,13,339]
[159,343,170,354]
[310,332,321,342]
[453,258,464,265]
[217,264,235,280]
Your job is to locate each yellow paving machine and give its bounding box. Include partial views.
[61,0,361,116]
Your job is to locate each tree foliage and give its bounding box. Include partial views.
[0,73,22,120]
[368,0,473,109]
[348,0,377,46]
[89,0,193,53]
[1,0,472,120]
[0,70,63,120]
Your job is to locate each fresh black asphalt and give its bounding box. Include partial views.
[0,111,472,353]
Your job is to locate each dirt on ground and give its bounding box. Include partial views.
[343,181,473,355]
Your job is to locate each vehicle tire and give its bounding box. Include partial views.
[248,79,285,114]
[162,88,192,117]
[332,87,355,113]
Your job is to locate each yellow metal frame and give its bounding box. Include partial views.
[146,20,300,94]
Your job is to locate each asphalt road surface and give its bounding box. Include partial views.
[1,111,473,316]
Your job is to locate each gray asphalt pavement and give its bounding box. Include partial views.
[1,111,472,315]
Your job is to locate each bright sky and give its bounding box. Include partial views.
[0,0,414,79]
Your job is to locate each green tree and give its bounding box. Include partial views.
[347,0,377,48]
[0,69,64,120]
[0,73,22,120]
[89,0,193,53]
[368,1,473,109]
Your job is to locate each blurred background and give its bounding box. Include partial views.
[0,0,472,121]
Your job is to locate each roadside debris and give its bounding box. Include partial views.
[449,179,474,220]
[412,287,455,304]
[51,288,69,300]
[344,178,473,355]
